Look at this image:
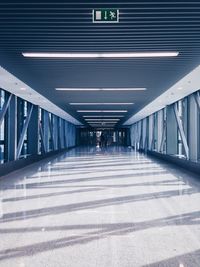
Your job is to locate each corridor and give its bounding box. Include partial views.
[0,147,200,267]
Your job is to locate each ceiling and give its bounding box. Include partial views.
[1,0,200,127]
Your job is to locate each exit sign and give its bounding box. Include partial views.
[93,9,119,23]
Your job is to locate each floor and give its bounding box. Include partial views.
[0,146,200,267]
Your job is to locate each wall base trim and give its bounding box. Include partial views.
[0,146,76,177]
[146,150,200,176]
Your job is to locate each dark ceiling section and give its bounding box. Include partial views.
[1,0,200,126]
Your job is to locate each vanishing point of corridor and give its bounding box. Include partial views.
[0,147,200,267]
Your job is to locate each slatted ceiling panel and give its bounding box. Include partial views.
[0,1,200,126]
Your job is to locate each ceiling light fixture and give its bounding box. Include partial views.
[86,122,119,123]
[77,110,127,113]
[56,88,146,91]
[85,118,120,121]
[83,115,124,118]
[22,52,179,58]
[89,125,116,127]
[87,121,118,124]
[70,102,133,105]
[88,123,118,125]
[89,123,116,126]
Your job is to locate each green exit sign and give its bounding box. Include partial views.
[93,9,119,23]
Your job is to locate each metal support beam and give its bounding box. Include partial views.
[157,110,163,153]
[145,117,149,151]
[6,95,17,161]
[16,104,33,159]
[130,124,134,147]
[57,117,60,149]
[138,121,143,149]
[159,120,166,153]
[27,105,39,155]
[188,94,198,161]
[148,115,153,150]
[173,102,189,159]
[0,94,12,125]
[48,114,55,151]
[42,110,49,152]
[65,121,68,148]
[39,123,47,154]
[68,123,71,147]
[194,91,200,111]
[142,119,146,150]
[72,125,75,147]
[60,119,65,149]
[52,115,58,150]
[58,117,62,149]
[64,121,67,148]
[166,105,178,155]
[151,114,156,150]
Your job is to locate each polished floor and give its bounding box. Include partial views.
[0,146,200,267]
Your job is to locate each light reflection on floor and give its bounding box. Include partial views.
[0,146,200,267]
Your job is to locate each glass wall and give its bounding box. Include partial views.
[130,90,200,162]
[0,87,76,165]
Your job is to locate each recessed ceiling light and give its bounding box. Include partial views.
[20,87,26,90]
[56,88,146,91]
[89,125,116,127]
[70,102,133,105]
[77,110,127,113]
[85,119,120,121]
[83,115,124,118]
[22,52,179,58]
[177,87,183,90]
[89,124,116,126]
[86,122,119,124]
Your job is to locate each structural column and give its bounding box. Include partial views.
[41,110,49,153]
[148,115,153,150]
[28,105,39,155]
[166,104,178,155]
[157,109,163,152]
[52,115,58,150]
[142,118,147,151]
[6,95,17,161]
[188,94,198,161]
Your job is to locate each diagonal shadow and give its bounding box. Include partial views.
[142,249,200,267]
[49,161,157,171]
[2,187,104,202]
[0,187,197,223]
[27,163,159,179]
[0,210,200,261]
[2,170,168,190]
[2,179,182,202]
[40,164,161,173]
